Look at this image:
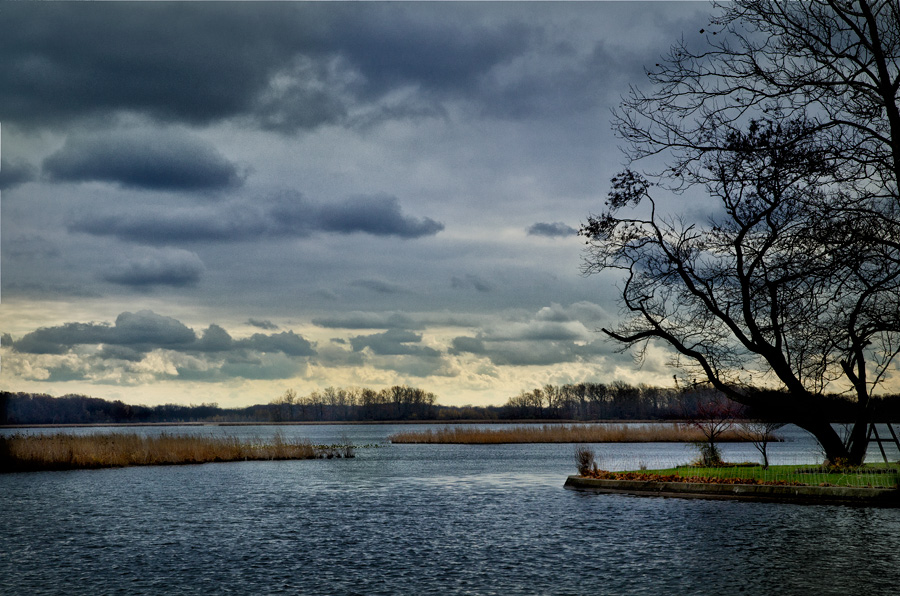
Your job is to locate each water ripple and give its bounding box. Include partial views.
[2,426,899,595]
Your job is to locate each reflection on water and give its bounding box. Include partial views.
[2,424,899,595]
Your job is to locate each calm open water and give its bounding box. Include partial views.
[2,424,899,595]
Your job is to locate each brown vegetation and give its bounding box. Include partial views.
[388,424,748,444]
[0,432,349,473]
[581,469,806,487]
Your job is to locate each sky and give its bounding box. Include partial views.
[0,1,716,407]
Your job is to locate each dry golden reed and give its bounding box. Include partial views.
[1,432,321,472]
[389,424,746,444]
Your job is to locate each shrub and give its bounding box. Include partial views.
[575,444,596,476]
[693,441,724,467]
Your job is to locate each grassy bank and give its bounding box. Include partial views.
[0,432,355,473]
[581,464,900,489]
[388,423,748,444]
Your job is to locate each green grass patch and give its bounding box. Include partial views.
[585,463,900,489]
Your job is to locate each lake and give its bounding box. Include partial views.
[2,424,899,595]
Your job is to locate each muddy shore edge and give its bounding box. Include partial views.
[564,475,900,507]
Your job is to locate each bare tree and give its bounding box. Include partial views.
[583,0,900,465]
[282,388,297,421]
[737,420,786,468]
[684,391,741,466]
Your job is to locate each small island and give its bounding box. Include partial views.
[565,446,900,507]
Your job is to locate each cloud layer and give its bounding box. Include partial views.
[70,193,443,244]
[43,129,244,191]
[12,310,315,358]
[0,2,717,404]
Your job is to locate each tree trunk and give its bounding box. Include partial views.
[847,421,870,466]
[793,418,851,464]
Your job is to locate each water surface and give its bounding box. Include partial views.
[2,424,898,595]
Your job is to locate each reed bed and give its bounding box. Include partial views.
[0,432,348,473]
[388,423,748,444]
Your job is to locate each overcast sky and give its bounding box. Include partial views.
[0,1,715,407]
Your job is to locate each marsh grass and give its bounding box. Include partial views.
[0,432,352,473]
[389,423,748,444]
[583,463,900,489]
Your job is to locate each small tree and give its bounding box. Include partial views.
[685,393,741,467]
[737,420,786,468]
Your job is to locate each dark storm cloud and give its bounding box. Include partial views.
[11,310,316,359]
[349,329,440,357]
[44,366,90,383]
[194,324,234,352]
[70,193,443,243]
[13,322,112,355]
[101,249,204,288]
[0,158,37,190]
[527,222,577,238]
[12,311,194,354]
[315,195,444,238]
[100,311,198,348]
[449,336,487,356]
[98,345,145,362]
[247,319,279,331]
[0,3,298,128]
[43,129,244,191]
[333,5,534,98]
[236,331,315,357]
[0,3,544,132]
[450,274,493,293]
[70,203,273,244]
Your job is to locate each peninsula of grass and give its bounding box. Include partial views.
[388,423,750,444]
[580,463,900,489]
[0,432,355,473]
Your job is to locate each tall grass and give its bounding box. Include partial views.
[0,432,349,473]
[389,423,748,444]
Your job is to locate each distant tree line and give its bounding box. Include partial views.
[502,383,900,423]
[1,392,254,425]
[269,386,442,422]
[1,387,500,425]
[3,384,899,425]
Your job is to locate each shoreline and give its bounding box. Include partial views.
[0,419,745,429]
[564,475,900,507]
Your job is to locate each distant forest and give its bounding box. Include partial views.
[3,383,900,425]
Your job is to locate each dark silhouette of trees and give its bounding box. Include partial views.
[582,0,900,464]
[4,386,900,425]
[268,385,437,422]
